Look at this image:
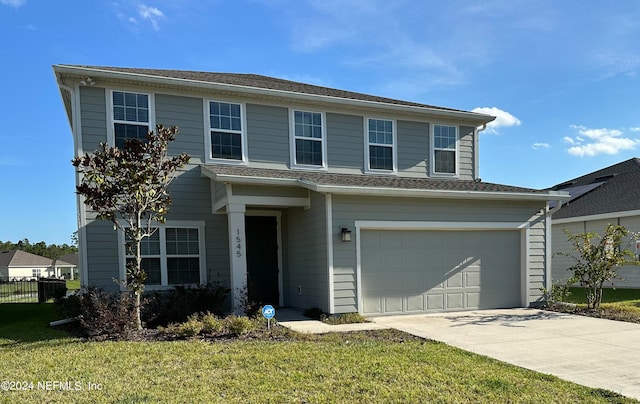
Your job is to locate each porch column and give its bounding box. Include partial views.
[227,203,247,314]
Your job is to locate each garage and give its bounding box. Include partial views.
[360,229,522,315]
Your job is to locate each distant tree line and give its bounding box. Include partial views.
[0,235,78,260]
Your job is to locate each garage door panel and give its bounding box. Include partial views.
[406,294,425,311]
[426,294,444,310]
[446,293,464,309]
[466,292,480,307]
[361,229,521,315]
[466,271,481,287]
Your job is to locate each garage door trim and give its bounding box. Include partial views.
[355,221,530,313]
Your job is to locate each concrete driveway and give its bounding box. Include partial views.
[371,308,640,400]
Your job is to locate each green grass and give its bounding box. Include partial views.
[566,287,640,305]
[564,288,640,322]
[0,304,635,403]
[66,279,80,290]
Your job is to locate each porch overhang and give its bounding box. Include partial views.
[201,165,569,203]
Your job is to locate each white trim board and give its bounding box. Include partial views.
[552,210,640,225]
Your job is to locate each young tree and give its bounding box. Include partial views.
[72,124,190,329]
[558,224,640,309]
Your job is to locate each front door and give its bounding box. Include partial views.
[245,216,280,305]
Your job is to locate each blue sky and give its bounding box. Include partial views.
[1,0,640,245]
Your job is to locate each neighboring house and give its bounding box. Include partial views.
[53,253,79,280]
[551,158,640,288]
[0,250,57,280]
[53,64,568,315]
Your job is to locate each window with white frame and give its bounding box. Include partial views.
[292,110,324,167]
[432,125,457,175]
[32,268,41,278]
[367,118,395,171]
[123,224,204,286]
[208,101,244,161]
[112,91,150,149]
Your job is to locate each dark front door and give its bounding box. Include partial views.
[245,216,279,305]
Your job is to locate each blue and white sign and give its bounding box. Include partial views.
[262,305,276,319]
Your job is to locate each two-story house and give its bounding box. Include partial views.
[54,65,568,315]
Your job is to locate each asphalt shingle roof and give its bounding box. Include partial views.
[551,158,640,219]
[61,65,477,114]
[206,165,551,195]
[0,250,52,267]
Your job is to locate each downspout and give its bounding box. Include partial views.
[474,124,487,181]
[545,200,564,297]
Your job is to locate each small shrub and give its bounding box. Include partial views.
[541,284,572,307]
[78,288,137,337]
[174,315,204,337]
[54,292,82,319]
[236,282,262,317]
[200,312,223,333]
[226,315,256,335]
[144,283,230,328]
[303,307,324,320]
[321,312,368,325]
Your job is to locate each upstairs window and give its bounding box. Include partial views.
[122,223,205,287]
[208,101,245,161]
[432,125,458,175]
[366,118,395,172]
[112,91,150,149]
[292,110,325,168]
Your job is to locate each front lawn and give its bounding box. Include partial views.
[561,287,640,323]
[0,304,634,403]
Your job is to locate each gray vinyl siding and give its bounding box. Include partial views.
[79,86,107,150]
[552,221,583,284]
[397,120,428,177]
[459,126,475,180]
[246,103,289,164]
[553,216,640,288]
[79,86,115,290]
[284,192,328,310]
[83,219,120,292]
[331,195,547,313]
[155,94,205,162]
[327,112,364,170]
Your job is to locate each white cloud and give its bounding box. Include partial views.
[1,0,26,7]
[472,107,521,134]
[630,127,640,132]
[532,143,550,150]
[565,124,640,157]
[138,4,165,31]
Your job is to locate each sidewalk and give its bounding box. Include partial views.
[276,308,388,334]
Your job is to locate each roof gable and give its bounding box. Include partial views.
[0,250,53,267]
[551,158,640,219]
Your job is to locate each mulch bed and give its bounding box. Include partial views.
[56,320,424,343]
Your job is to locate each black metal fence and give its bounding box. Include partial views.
[0,278,67,303]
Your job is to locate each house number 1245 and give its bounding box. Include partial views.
[236,229,242,257]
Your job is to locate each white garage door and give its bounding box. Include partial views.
[361,230,521,315]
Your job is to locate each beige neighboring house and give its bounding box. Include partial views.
[53,253,79,280]
[0,250,56,280]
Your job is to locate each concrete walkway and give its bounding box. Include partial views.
[276,308,389,334]
[371,308,640,400]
